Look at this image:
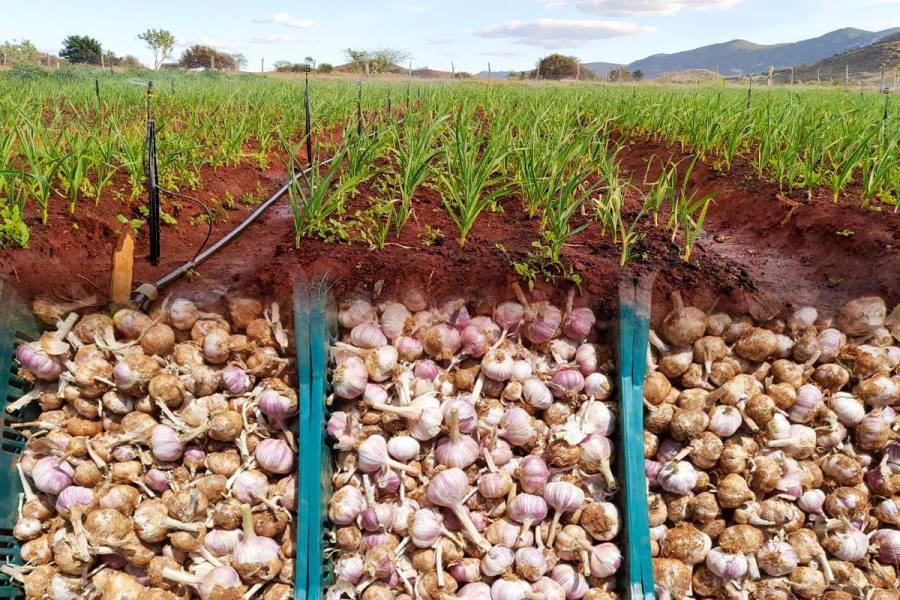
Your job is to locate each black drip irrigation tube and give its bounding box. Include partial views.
[132,115,408,309]
[132,154,336,308]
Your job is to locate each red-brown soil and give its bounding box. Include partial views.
[1,133,896,324]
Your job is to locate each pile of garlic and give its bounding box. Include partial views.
[645,293,900,600]
[6,296,298,600]
[325,286,620,600]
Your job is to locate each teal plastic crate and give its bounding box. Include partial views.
[296,280,657,599]
[618,276,656,600]
[304,281,337,600]
[0,282,40,599]
[293,280,314,599]
[0,281,310,599]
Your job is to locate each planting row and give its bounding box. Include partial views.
[1,75,896,254]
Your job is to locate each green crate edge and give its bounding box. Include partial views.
[0,282,41,598]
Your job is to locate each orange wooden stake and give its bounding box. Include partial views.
[110,225,135,304]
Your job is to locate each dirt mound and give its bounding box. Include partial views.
[1,135,896,322]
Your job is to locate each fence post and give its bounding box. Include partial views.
[845,64,849,91]
[767,65,774,86]
[881,63,886,93]
[488,62,492,82]
[95,79,100,106]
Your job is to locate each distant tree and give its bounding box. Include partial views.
[60,35,102,64]
[536,54,579,80]
[110,53,145,69]
[0,39,40,64]
[608,66,631,82]
[138,29,176,70]
[274,60,292,71]
[178,45,237,70]
[232,53,247,70]
[318,63,333,73]
[304,55,316,69]
[344,47,409,74]
[632,69,644,81]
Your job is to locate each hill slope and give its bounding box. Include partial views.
[629,27,900,78]
[772,31,900,83]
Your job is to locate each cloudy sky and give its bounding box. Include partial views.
[4,0,899,72]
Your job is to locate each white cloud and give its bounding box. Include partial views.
[575,0,742,16]
[537,0,571,7]
[474,18,654,49]
[252,12,319,29]
[250,34,307,44]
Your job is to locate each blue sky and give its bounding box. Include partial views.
[3,0,898,72]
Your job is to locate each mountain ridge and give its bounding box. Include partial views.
[628,27,900,78]
[473,27,899,80]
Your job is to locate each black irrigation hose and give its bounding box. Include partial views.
[151,155,335,291]
[133,113,412,307]
[157,187,214,261]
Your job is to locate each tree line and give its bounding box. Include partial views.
[1,30,247,71]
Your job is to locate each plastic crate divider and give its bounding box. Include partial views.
[306,281,337,600]
[293,280,313,598]
[630,276,656,600]
[617,276,656,600]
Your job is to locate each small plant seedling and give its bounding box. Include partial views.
[836,228,855,237]
[116,213,145,233]
[421,225,444,247]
